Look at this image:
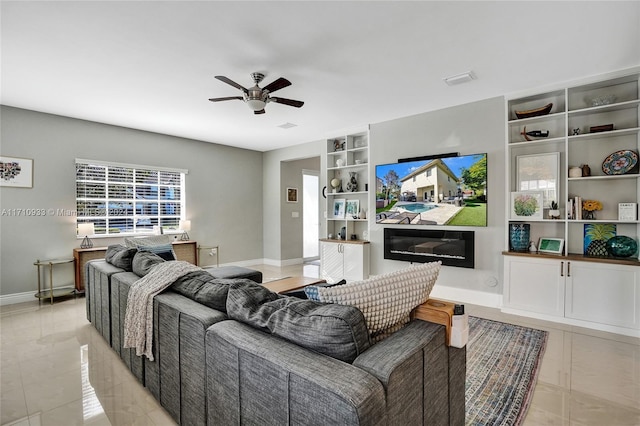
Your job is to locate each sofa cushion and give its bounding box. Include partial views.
[305,261,441,342]
[105,245,137,271]
[132,250,165,276]
[124,235,173,248]
[226,281,370,363]
[139,244,176,261]
[204,265,263,283]
[171,271,253,313]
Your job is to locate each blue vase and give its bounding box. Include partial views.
[509,223,530,252]
[606,236,638,258]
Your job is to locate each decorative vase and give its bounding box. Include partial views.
[606,236,638,258]
[509,223,530,252]
[346,171,358,192]
[583,210,595,220]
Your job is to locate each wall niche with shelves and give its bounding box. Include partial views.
[503,68,640,337]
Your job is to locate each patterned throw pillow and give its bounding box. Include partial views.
[307,261,442,341]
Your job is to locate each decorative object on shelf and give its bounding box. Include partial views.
[548,201,560,219]
[589,124,614,133]
[572,128,581,135]
[516,152,559,208]
[346,171,358,192]
[618,203,638,221]
[336,158,345,167]
[330,177,342,193]
[339,226,346,240]
[333,139,345,151]
[605,235,638,258]
[358,208,367,220]
[586,94,616,107]
[286,187,298,203]
[350,234,357,240]
[580,164,591,177]
[346,199,360,218]
[0,155,33,188]
[510,191,543,220]
[78,223,95,249]
[582,199,602,220]
[333,198,346,219]
[529,241,537,253]
[584,223,616,256]
[509,223,530,252]
[601,149,638,175]
[569,166,582,178]
[514,102,553,119]
[178,220,191,241]
[538,237,564,255]
[520,126,549,141]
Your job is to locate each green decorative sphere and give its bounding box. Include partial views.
[605,236,638,258]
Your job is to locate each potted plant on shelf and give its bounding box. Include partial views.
[549,201,560,219]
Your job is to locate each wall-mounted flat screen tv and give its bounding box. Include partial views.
[375,153,487,226]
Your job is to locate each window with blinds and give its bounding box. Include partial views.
[75,160,186,235]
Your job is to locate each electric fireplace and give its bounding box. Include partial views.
[384,228,475,268]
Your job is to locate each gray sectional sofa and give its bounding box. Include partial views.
[85,254,466,425]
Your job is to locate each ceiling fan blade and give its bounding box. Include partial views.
[271,97,304,108]
[208,96,244,102]
[254,109,266,115]
[214,76,248,94]
[262,77,291,93]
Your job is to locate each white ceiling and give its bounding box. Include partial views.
[2,1,639,152]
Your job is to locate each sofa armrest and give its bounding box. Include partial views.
[353,320,463,426]
[206,320,387,426]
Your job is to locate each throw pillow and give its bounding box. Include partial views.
[104,245,137,271]
[226,281,371,363]
[132,250,165,276]
[311,261,442,342]
[124,235,173,248]
[139,244,176,261]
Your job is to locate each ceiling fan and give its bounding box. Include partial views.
[209,72,304,114]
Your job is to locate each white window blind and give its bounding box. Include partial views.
[75,160,186,236]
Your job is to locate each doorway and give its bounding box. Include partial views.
[303,170,319,261]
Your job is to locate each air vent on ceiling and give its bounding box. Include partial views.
[278,122,298,129]
[443,71,476,86]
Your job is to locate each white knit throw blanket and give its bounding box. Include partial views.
[123,261,202,361]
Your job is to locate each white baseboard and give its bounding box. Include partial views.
[262,258,303,267]
[430,286,502,309]
[0,291,37,306]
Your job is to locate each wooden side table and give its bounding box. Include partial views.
[34,258,75,304]
[412,299,456,345]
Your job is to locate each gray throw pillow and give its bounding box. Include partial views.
[132,250,165,276]
[104,245,137,271]
[170,272,253,313]
[226,281,371,363]
[139,244,176,261]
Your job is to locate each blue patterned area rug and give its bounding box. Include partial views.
[466,316,548,426]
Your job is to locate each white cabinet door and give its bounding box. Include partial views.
[343,243,370,281]
[503,256,565,317]
[320,241,343,282]
[566,261,640,329]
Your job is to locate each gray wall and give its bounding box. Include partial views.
[0,106,263,297]
[280,157,321,261]
[368,97,506,299]
[262,141,324,264]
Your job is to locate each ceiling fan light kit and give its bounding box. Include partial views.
[209,72,304,114]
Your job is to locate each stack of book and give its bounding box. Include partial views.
[568,196,582,220]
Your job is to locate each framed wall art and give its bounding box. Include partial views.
[0,156,33,188]
[510,191,543,220]
[346,199,360,218]
[516,152,559,209]
[333,198,346,219]
[286,187,298,203]
[538,237,564,254]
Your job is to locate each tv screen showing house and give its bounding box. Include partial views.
[375,153,487,226]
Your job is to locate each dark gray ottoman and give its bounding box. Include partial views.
[204,266,262,283]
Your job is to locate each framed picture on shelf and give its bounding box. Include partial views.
[583,223,616,256]
[333,198,346,219]
[346,199,360,218]
[0,156,33,188]
[510,191,543,220]
[286,187,298,203]
[538,237,564,254]
[516,152,559,209]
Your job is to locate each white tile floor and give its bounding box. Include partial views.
[1,262,639,425]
